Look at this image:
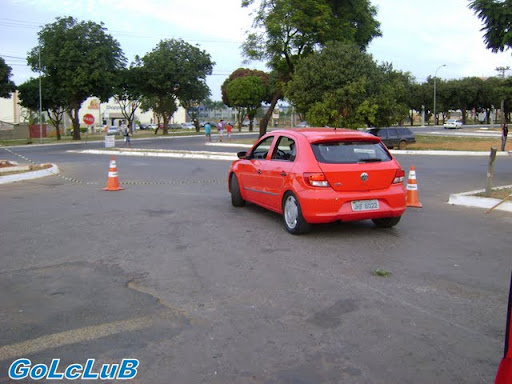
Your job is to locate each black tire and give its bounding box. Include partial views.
[398,140,407,150]
[282,192,311,234]
[372,216,401,228]
[230,174,245,207]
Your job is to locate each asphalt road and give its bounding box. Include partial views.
[0,136,511,384]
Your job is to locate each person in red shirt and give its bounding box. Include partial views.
[226,122,233,141]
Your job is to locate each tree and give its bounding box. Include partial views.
[373,64,412,127]
[242,0,381,136]
[135,39,214,135]
[480,77,504,123]
[27,16,126,140]
[221,68,271,131]
[0,57,16,98]
[285,43,381,128]
[406,82,430,126]
[113,67,144,133]
[469,0,512,52]
[17,77,67,140]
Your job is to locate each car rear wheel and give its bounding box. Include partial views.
[398,140,407,150]
[372,216,401,228]
[230,174,245,207]
[283,192,311,234]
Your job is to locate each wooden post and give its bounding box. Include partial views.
[485,147,497,197]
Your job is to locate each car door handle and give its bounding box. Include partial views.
[257,170,262,174]
[280,172,287,176]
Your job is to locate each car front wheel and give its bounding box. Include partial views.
[372,216,401,228]
[398,140,407,150]
[230,174,245,207]
[283,192,311,234]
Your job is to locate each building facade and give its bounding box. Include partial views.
[0,92,187,131]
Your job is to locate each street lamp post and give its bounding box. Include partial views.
[433,64,446,126]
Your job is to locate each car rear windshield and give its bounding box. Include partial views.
[311,141,392,164]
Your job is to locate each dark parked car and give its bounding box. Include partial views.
[367,127,416,150]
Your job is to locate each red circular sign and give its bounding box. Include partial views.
[83,114,95,125]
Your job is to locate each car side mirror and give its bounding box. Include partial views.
[237,151,247,159]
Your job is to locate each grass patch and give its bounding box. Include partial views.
[410,135,502,151]
[474,188,512,200]
[0,164,52,176]
[372,268,392,277]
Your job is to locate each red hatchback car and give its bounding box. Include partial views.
[228,128,407,234]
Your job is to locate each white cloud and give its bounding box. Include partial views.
[369,0,511,81]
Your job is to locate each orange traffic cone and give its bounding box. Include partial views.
[102,156,124,191]
[406,166,422,208]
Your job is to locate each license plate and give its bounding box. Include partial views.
[351,199,379,211]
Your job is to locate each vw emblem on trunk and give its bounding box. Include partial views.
[360,172,369,182]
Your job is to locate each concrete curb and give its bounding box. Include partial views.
[448,185,512,213]
[68,149,237,161]
[0,164,60,185]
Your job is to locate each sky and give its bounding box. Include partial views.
[1,0,511,101]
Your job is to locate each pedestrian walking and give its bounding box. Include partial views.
[501,123,508,151]
[121,121,131,148]
[204,122,212,142]
[226,122,233,141]
[218,119,224,142]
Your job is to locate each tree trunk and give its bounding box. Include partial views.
[161,112,170,135]
[55,123,62,140]
[485,147,497,197]
[69,108,81,140]
[259,89,283,138]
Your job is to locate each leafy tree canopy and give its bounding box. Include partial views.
[18,77,68,139]
[469,0,512,52]
[242,0,381,135]
[27,16,126,139]
[286,43,381,128]
[136,39,214,134]
[0,57,16,98]
[243,0,381,72]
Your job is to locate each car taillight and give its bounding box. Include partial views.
[304,172,330,187]
[393,169,405,184]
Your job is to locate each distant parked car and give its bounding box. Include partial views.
[296,121,310,128]
[181,122,196,129]
[444,119,463,129]
[367,127,416,150]
[107,126,120,135]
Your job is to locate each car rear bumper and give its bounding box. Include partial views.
[298,185,407,224]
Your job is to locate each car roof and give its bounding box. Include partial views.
[269,128,380,144]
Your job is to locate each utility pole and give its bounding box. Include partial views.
[496,66,510,79]
[496,66,510,126]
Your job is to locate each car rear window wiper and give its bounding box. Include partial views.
[358,158,382,162]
